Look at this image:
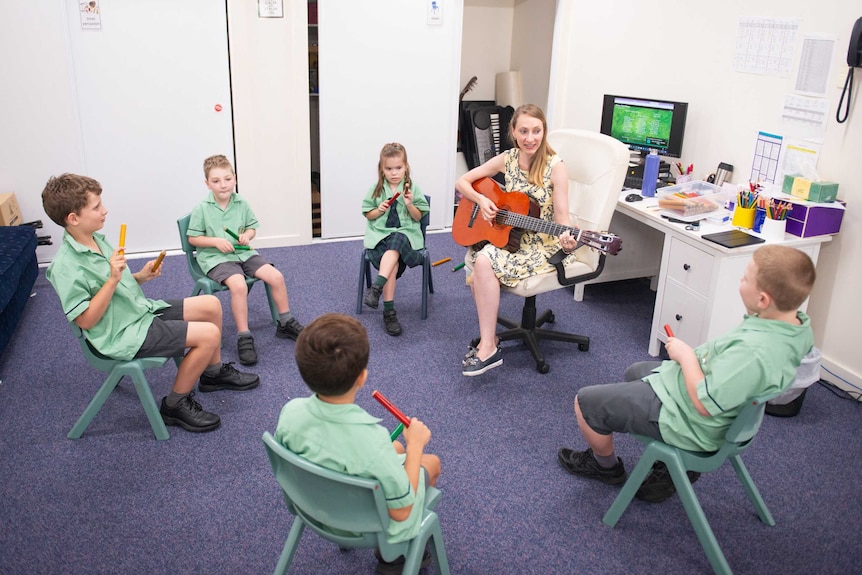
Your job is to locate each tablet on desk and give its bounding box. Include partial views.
[702,229,765,249]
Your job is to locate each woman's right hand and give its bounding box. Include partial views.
[478,195,498,224]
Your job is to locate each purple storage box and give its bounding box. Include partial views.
[785,199,845,238]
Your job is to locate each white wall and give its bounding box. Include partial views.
[510,0,555,110]
[0,1,83,261]
[461,1,514,102]
[551,0,862,387]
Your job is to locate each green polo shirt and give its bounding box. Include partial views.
[188,192,260,274]
[646,312,813,451]
[362,182,429,250]
[274,394,426,544]
[46,231,169,361]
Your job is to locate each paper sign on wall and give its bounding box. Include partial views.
[80,1,101,30]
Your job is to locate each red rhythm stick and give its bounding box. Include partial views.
[372,390,411,427]
[385,192,401,209]
[664,324,675,338]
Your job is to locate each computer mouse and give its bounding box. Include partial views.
[625,193,644,202]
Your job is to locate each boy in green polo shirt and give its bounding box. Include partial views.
[275,313,441,573]
[43,173,260,433]
[557,245,816,502]
[187,155,304,366]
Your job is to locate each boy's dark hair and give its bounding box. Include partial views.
[295,313,370,396]
[42,173,103,227]
[753,245,816,311]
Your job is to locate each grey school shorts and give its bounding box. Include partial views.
[577,379,664,441]
[134,300,188,359]
[208,255,269,284]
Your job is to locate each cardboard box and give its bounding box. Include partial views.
[782,175,839,203]
[785,198,845,238]
[0,192,22,226]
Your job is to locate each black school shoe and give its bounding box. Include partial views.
[557,447,627,485]
[159,393,221,433]
[383,309,402,336]
[237,334,257,365]
[276,317,304,340]
[198,362,260,392]
[635,461,701,503]
[364,284,383,309]
[375,548,432,575]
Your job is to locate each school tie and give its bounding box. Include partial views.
[385,202,401,229]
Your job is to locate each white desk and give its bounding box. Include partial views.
[582,192,831,356]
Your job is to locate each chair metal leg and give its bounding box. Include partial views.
[273,518,306,575]
[67,370,125,439]
[421,257,430,320]
[356,253,371,315]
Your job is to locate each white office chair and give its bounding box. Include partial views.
[465,128,629,373]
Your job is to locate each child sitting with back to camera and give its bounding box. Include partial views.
[557,244,816,502]
[361,142,430,337]
[187,154,304,366]
[275,313,441,573]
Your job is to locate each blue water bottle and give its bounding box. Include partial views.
[642,150,660,197]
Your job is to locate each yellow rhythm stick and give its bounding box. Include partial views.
[432,257,451,267]
[118,224,127,254]
[152,250,167,273]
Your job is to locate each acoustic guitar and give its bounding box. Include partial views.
[452,177,622,255]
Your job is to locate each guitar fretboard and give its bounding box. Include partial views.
[497,210,581,242]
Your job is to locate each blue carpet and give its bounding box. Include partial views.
[0,231,860,574]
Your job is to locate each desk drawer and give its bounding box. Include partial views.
[666,239,714,296]
[659,279,708,345]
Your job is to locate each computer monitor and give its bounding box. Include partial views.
[599,94,688,159]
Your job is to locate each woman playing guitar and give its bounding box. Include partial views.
[455,104,577,377]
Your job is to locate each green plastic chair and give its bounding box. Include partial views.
[68,324,180,440]
[602,393,781,575]
[177,213,279,325]
[262,432,450,575]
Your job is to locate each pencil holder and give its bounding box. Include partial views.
[731,205,756,229]
[752,206,766,233]
[761,217,786,242]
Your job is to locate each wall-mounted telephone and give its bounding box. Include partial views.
[837,17,862,123]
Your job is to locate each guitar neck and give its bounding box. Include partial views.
[498,210,578,240]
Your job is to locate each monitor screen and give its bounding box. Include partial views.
[599,95,688,158]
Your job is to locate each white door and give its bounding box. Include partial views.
[318,0,463,238]
[64,0,233,253]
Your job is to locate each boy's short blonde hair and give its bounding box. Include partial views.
[753,245,816,311]
[42,173,103,228]
[203,155,234,179]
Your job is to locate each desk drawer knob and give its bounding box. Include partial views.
[683,263,691,271]
[675,314,683,321]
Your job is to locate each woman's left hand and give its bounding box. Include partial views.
[559,230,577,253]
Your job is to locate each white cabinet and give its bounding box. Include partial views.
[650,234,820,356]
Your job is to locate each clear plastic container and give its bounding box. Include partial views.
[657,180,726,218]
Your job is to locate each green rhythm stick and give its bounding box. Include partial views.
[224,227,241,241]
[233,245,251,251]
[389,422,404,441]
